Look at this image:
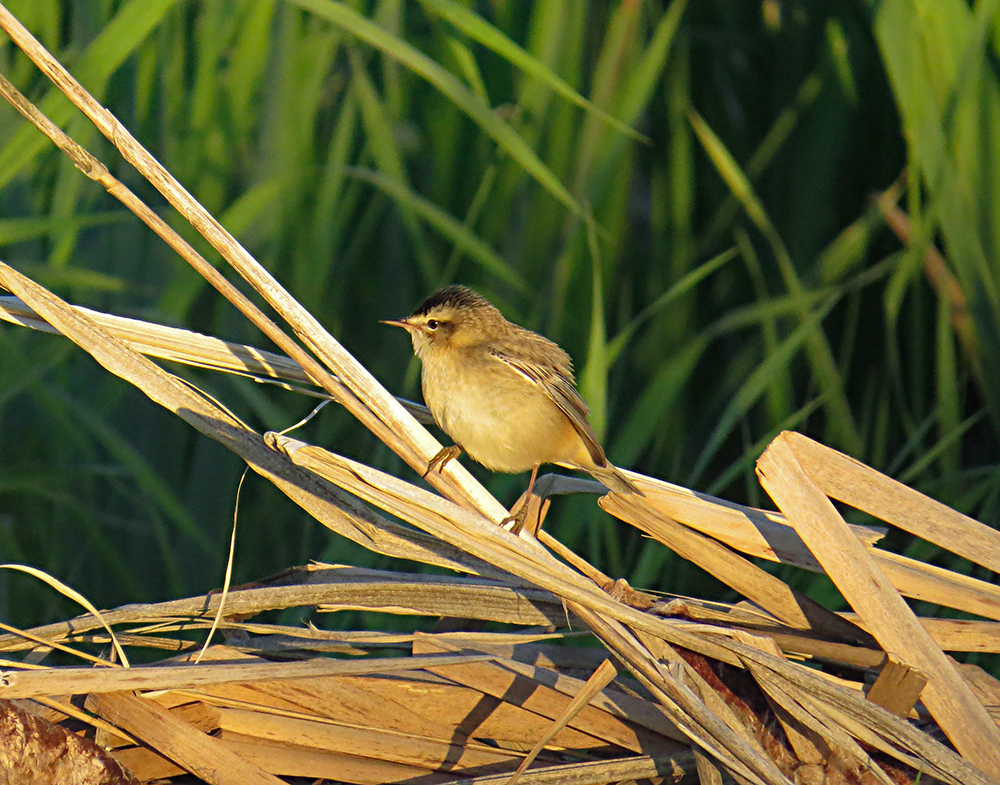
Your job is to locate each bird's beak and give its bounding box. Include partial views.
[380,318,412,330]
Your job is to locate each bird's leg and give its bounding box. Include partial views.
[504,464,540,534]
[423,444,463,477]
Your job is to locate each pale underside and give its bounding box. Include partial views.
[419,342,605,475]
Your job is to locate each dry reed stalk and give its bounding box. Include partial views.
[90,692,285,785]
[874,180,976,353]
[502,659,619,784]
[0,552,990,784]
[0,653,490,700]
[757,432,1000,771]
[0,294,435,423]
[600,493,874,645]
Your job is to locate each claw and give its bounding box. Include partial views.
[423,445,463,477]
[502,503,530,535]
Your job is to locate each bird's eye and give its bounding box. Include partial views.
[426,319,440,330]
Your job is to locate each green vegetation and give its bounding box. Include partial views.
[0,0,996,642]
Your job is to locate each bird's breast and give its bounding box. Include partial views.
[420,349,587,474]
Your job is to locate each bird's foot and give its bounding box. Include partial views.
[423,445,463,477]
[501,502,530,535]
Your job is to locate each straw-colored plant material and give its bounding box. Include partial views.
[2,3,1000,783]
[0,294,435,423]
[0,541,995,784]
[757,432,1000,771]
[3,252,1000,784]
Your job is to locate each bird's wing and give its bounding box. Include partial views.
[488,335,607,468]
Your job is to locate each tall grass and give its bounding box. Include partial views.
[0,0,996,638]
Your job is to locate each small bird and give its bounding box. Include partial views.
[382,285,639,526]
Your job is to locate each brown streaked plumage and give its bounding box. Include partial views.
[382,285,638,526]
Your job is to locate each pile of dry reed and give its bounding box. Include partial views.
[0,3,999,783]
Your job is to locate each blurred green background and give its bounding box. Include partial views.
[0,0,997,645]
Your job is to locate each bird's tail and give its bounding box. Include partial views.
[588,464,643,495]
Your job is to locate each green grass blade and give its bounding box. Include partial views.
[612,338,708,467]
[53,390,214,557]
[348,48,438,286]
[580,222,609,441]
[0,0,184,191]
[606,247,737,364]
[419,0,645,141]
[689,296,838,485]
[706,395,827,496]
[0,212,128,245]
[284,0,591,223]
[344,167,525,289]
[689,108,863,456]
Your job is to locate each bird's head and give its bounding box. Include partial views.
[382,285,506,359]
